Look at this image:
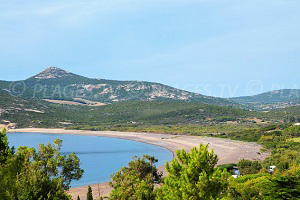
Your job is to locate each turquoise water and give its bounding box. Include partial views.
[7,133,173,187]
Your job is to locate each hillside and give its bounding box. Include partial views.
[2,66,231,105]
[5,67,300,111]
[230,89,300,110]
[266,105,300,122]
[0,89,260,128]
[0,89,82,127]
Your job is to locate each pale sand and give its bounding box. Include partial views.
[8,128,269,199]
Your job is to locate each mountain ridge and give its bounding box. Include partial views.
[2,67,300,110]
[230,89,300,110]
[1,67,231,105]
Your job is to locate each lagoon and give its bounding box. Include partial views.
[7,133,173,187]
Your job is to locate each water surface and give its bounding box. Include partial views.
[7,133,173,187]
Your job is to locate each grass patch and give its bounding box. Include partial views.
[287,138,300,142]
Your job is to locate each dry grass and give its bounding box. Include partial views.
[43,99,106,106]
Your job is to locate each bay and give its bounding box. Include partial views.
[7,133,173,187]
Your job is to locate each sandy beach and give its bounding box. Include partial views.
[8,128,269,199]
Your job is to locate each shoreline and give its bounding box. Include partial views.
[8,128,177,156]
[8,128,269,199]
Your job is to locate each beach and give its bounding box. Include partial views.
[8,128,269,199]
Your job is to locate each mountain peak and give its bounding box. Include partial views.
[34,66,73,79]
[45,66,64,71]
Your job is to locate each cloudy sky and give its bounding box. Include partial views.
[0,0,299,97]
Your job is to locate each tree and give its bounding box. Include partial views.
[0,128,14,165]
[110,155,162,200]
[228,165,300,199]
[0,138,84,199]
[283,125,300,137]
[237,159,262,175]
[228,174,272,199]
[87,186,93,200]
[263,148,300,172]
[156,144,229,200]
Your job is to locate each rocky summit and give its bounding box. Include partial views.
[33,66,74,79]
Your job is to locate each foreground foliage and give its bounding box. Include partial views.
[110,155,162,200]
[229,166,300,199]
[109,125,300,199]
[156,144,229,200]
[2,120,300,199]
[227,123,300,199]
[0,129,84,200]
[110,145,230,200]
[86,186,93,200]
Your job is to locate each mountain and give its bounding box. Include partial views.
[33,66,77,79]
[230,89,300,110]
[3,67,300,111]
[2,66,231,105]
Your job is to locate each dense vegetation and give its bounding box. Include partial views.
[230,89,300,110]
[0,90,263,128]
[110,155,162,200]
[0,129,84,200]
[4,82,300,129]
[103,144,230,200]
[269,105,300,123]
[2,119,300,199]
[156,144,229,199]
[105,139,300,199]
[95,123,300,199]
[217,124,300,199]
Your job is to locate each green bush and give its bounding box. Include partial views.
[237,159,262,175]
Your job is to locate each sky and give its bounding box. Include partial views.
[0,0,299,98]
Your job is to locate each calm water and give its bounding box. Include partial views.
[7,133,173,187]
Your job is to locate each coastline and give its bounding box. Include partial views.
[8,128,269,199]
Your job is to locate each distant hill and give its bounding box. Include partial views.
[1,66,231,105]
[230,89,300,110]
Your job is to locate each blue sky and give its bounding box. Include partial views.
[0,0,299,97]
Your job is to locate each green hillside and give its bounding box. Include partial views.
[0,89,260,128]
[266,105,300,123]
[230,89,300,110]
[231,89,300,103]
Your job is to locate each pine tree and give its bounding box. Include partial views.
[0,128,13,164]
[156,144,230,199]
[86,186,93,200]
[109,155,162,199]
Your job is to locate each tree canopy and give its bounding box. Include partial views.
[109,155,162,200]
[0,129,84,200]
[156,144,229,200]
